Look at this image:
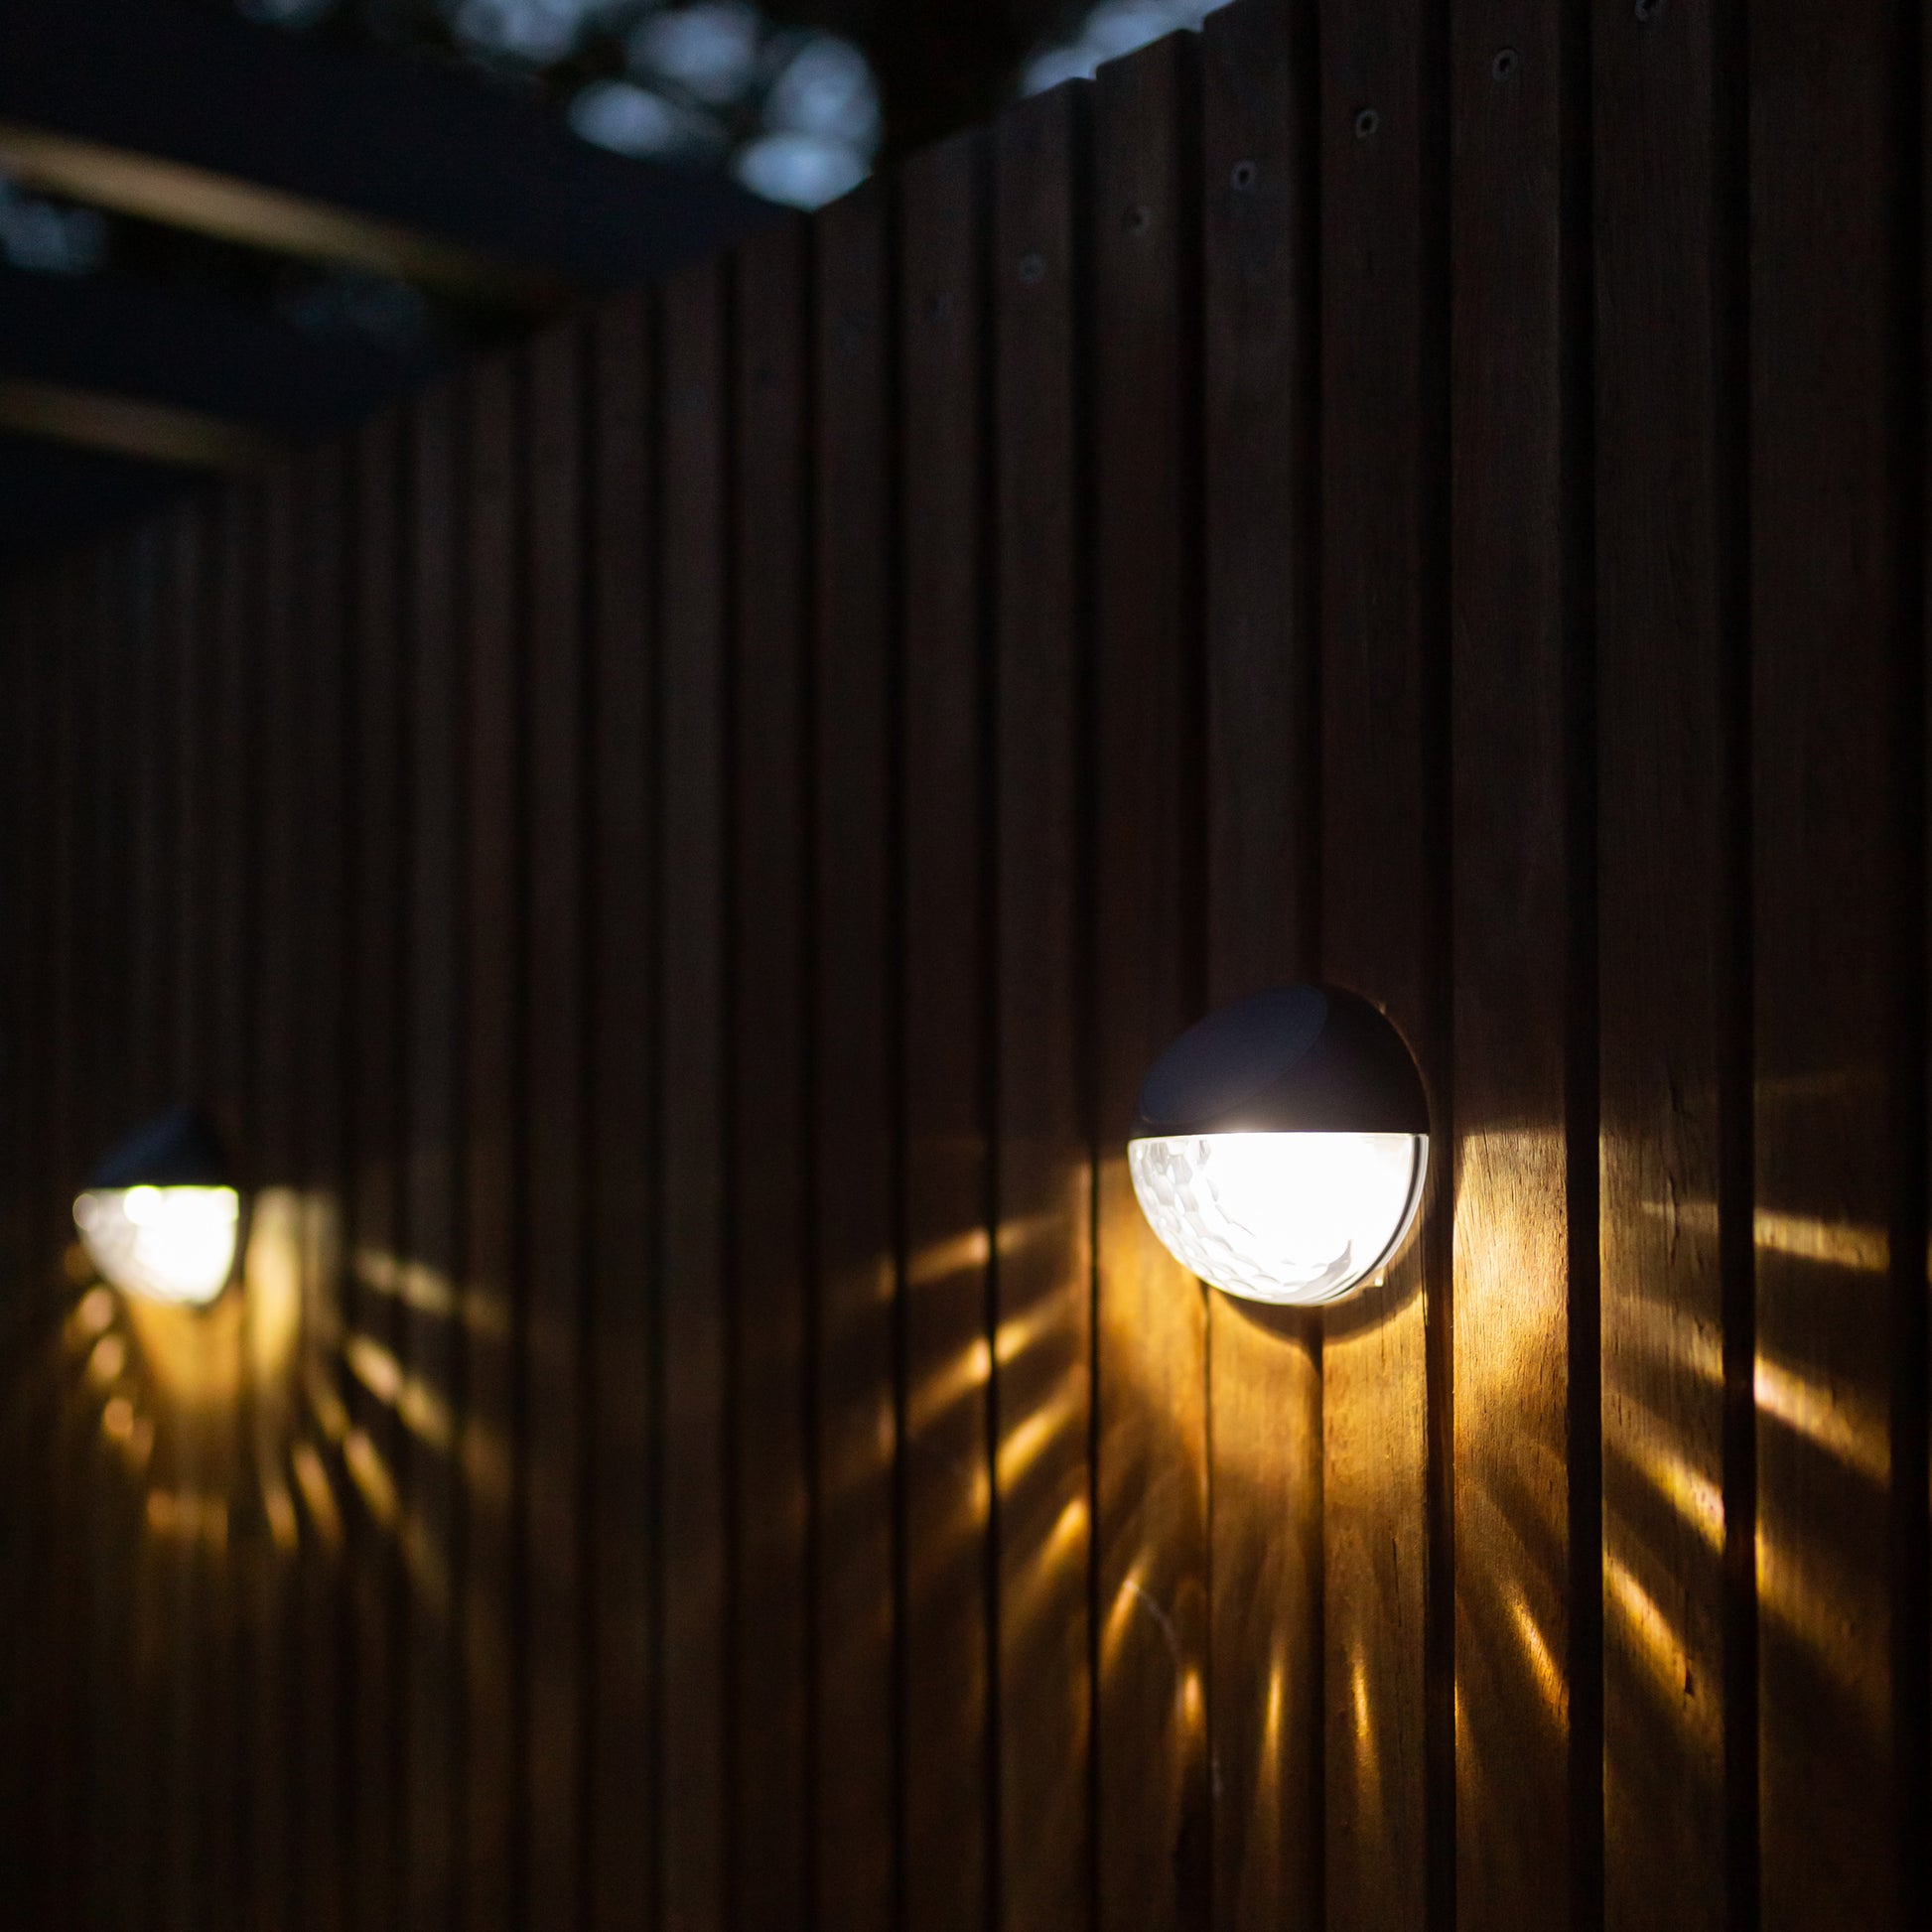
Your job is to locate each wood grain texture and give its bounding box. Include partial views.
[1751,0,1910,1922]
[1313,0,1447,1921]
[1091,34,1212,1932]
[812,178,900,1932]
[898,125,994,1932]
[297,439,351,1932]
[656,258,729,1932]
[524,319,589,1932]
[730,213,813,1932]
[347,412,407,1932]
[403,379,464,1932]
[461,357,522,1932]
[1592,1,1735,1924]
[585,287,657,1932]
[1449,4,1577,1927]
[1198,8,1324,1929]
[991,80,1094,1932]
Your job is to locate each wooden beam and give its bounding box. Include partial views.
[0,376,270,471]
[0,118,569,312]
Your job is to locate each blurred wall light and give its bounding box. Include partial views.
[1129,985,1429,1308]
[73,1106,239,1308]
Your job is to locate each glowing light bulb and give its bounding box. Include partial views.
[75,1185,239,1307]
[1129,985,1429,1309]
[73,1107,238,1307]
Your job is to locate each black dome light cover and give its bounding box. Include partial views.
[85,1105,231,1191]
[1133,984,1429,1141]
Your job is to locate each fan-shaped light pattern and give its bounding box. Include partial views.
[1128,1132,1426,1307]
[75,1185,240,1308]
[1022,0,1232,95]
[735,131,870,209]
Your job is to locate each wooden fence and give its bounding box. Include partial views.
[0,1,1926,1928]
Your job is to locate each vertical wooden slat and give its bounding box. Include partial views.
[1449,5,1579,1928]
[586,287,657,1932]
[404,378,464,1932]
[462,356,522,1932]
[250,467,295,1932]
[296,439,350,1932]
[347,413,407,1932]
[1199,6,1325,1929]
[657,259,729,1932]
[1593,0,1734,1924]
[1751,0,1912,1922]
[899,125,993,1932]
[163,504,210,1932]
[1091,33,1211,1932]
[991,79,1094,1932]
[1314,0,1451,1923]
[729,213,813,1932]
[524,319,589,1932]
[812,177,899,1932]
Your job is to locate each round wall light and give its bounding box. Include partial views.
[1128,984,1428,1308]
[73,1107,239,1308]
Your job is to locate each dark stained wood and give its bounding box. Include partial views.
[346,411,407,1932]
[656,258,729,1932]
[1091,33,1212,1932]
[990,78,1094,1932]
[898,125,994,1932]
[1311,0,1447,1923]
[403,378,464,1932]
[1449,3,1577,1928]
[1593,0,1734,1924]
[295,437,351,1932]
[585,287,657,1932]
[1198,7,1324,1928]
[461,355,521,1932]
[523,318,589,1932]
[243,464,291,1932]
[812,178,899,1932]
[1751,0,1911,1923]
[728,212,813,1932]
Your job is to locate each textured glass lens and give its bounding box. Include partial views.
[74,1185,239,1307]
[1128,1132,1426,1306]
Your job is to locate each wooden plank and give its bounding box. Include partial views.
[237,464,286,1932]
[1198,7,1325,1929]
[523,318,589,1932]
[402,377,463,1932]
[656,258,729,1932]
[461,354,522,1932]
[346,411,407,1932]
[812,178,899,1932]
[1592,1,1737,1926]
[162,502,211,1932]
[1449,4,1578,1926]
[585,286,657,1932]
[1091,34,1211,1932]
[729,213,813,1932]
[991,79,1094,1932]
[1751,0,1912,1922]
[898,127,994,1932]
[1311,0,1450,1922]
[295,436,350,1932]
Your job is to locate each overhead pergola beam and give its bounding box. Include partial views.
[0,118,569,313]
[0,376,270,472]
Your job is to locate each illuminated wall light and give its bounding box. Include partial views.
[1129,985,1429,1308]
[73,1107,239,1308]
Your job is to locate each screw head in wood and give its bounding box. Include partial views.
[1354,107,1381,138]
[1492,47,1519,79]
[1017,251,1045,285]
[1230,160,1259,191]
